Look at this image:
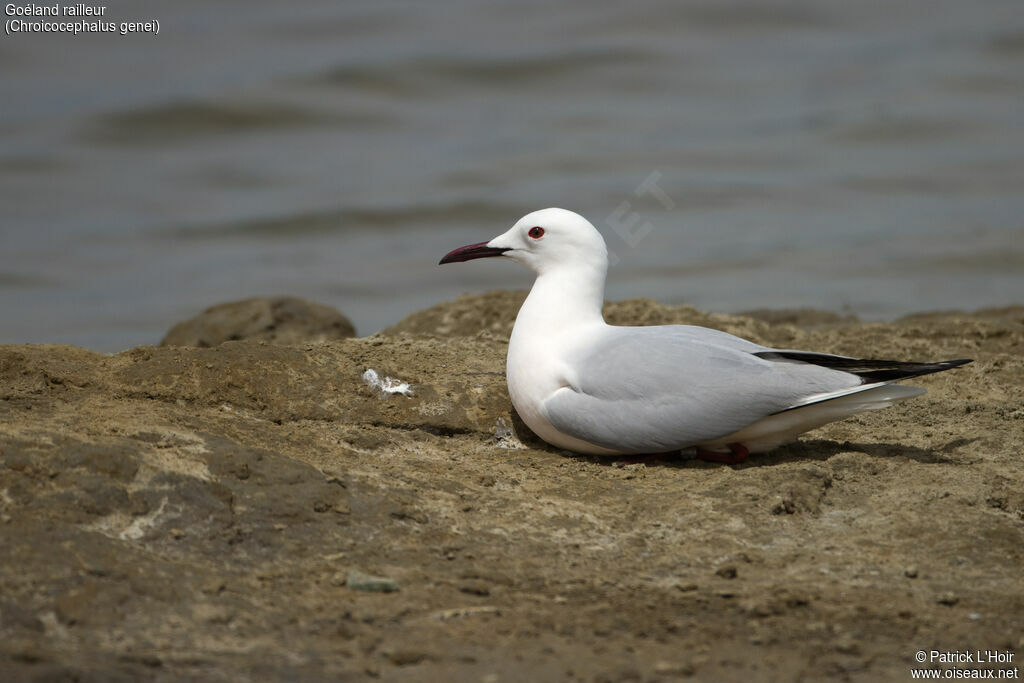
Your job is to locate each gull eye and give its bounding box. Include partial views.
[528,226,544,239]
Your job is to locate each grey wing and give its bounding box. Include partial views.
[540,326,859,453]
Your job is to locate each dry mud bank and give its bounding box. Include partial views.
[1,293,1022,682]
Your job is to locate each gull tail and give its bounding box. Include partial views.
[760,353,972,415]
[706,382,927,454]
[783,381,926,414]
[702,354,972,454]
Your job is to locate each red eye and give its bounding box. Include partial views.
[528,226,544,239]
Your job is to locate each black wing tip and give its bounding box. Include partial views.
[754,352,974,382]
[869,357,973,383]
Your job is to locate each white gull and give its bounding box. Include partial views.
[439,208,970,463]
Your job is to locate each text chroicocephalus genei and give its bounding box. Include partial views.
[439,208,971,463]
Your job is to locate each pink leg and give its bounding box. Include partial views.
[695,442,750,465]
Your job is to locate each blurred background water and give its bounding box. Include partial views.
[1,0,1022,351]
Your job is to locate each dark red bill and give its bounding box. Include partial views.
[438,241,510,265]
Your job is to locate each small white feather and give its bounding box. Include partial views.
[362,368,414,397]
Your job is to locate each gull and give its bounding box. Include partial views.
[439,208,971,463]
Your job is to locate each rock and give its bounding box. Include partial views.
[381,290,526,338]
[739,308,859,327]
[160,296,355,347]
[0,293,1020,681]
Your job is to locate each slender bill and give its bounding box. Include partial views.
[439,241,509,265]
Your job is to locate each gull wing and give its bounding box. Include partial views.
[540,325,861,453]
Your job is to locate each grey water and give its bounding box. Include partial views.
[2,0,1022,351]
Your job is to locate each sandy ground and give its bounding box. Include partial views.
[1,292,1022,682]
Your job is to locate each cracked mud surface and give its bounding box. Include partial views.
[2,293,1022,682]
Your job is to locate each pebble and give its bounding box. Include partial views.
[346,569,399,593]
[654,660,695,676]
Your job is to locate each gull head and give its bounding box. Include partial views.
[439,208,608,275]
